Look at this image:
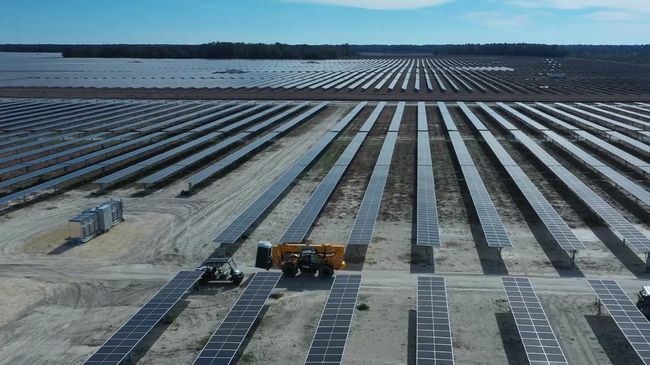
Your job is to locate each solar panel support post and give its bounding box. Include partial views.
[646,252,650,271]
[570,250,576,266]
[497,247,503,261]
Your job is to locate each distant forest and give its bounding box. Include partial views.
[1,43,649,62]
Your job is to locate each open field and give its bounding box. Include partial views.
[1,97,650,364]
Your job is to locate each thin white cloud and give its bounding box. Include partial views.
[282,0,452,10]
[464,11,530,27]
[508,0,650,13]
[585,11,642,21]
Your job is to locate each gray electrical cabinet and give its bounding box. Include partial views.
[69,212,100,243]
[68,199,124,243]
[93,200,124,231]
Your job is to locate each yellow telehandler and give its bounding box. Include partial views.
[255,241,346,278]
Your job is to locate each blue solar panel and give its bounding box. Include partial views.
[305,275,362,365]
[193,272,281,365]
[84,271,203,365]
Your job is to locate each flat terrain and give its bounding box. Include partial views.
[1,99,650,364]
[1,53,650,102]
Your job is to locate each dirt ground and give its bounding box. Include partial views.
[1,102,650,365]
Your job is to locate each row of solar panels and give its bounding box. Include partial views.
[0,100,331,206]
[0,59,515,95]
[416,102,441,247]
[471,103,650,254]
[83,269,650,365]
[419,276,650,365]
[439,102,513,249]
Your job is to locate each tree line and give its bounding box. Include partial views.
[0,42,648,60]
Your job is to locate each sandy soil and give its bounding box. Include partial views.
[1,102,649,365]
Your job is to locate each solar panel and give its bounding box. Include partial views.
[457,102,488,131]
[515,103,579,131]
[501,277,568,365]
[535,103,610,133]
[281,120,375,243]
[0,133,189,206]
[507,127,650,253]
[417,276,454,365]
[448,131,475,167]
[193,272,281,365]
[137,133,249,188]
[347,108,402,245]
[94,132,223,188]
[443,110,512,248]
[601,104,650,125]
[476,103,518,130]
[416,112,440,247]
[417,102,429,131]
[557,103,641,132]
[85,103,196,133]
[461,165,512,248]
[574,131,650,175]
[179,104,272,134]
[588,279,650,364]
[48,103,169,132]
[274,102,329,133]
[453,109,586,252]
[437,102,458,131]
[0,132,168,191]
[305,275,362,365]
[389,102,405,132]
[359,102,386,132]
[248,103,309,133]
[128,103,233,133]
[8,103,149,131]
[496,103,549,132]
[185,133,279,192]
[214,104,362,245]
[543,130,650,206]
[606,131,650,157]
[417,132,433,167]
[84,270,202,365]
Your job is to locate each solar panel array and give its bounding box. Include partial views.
[556,103,642,135]
[588,279,650,364]
[347,105,402,245]
[184,102,323,192]
[193,272,282,365]
[280,103,383,243]
[417,276,454,365]
[542,130,650,206]
[214,102,364,245]
[492,103,650,206]
[501,277,568,365]
[305,275,362,365]
[84,270,203,365]
[416,102,440,247]
[440,103,512,248]
[578,103,650,130]
[483,106,650,253]
[1,100,301,204]
[460,104,585,252]
[513,103,650,175]
[534,102,650,157]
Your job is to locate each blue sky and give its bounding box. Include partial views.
[0,0,648,44]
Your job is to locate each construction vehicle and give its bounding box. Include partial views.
[196,256,244,285]
[637,286,650,320]
[255,241,346,278]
